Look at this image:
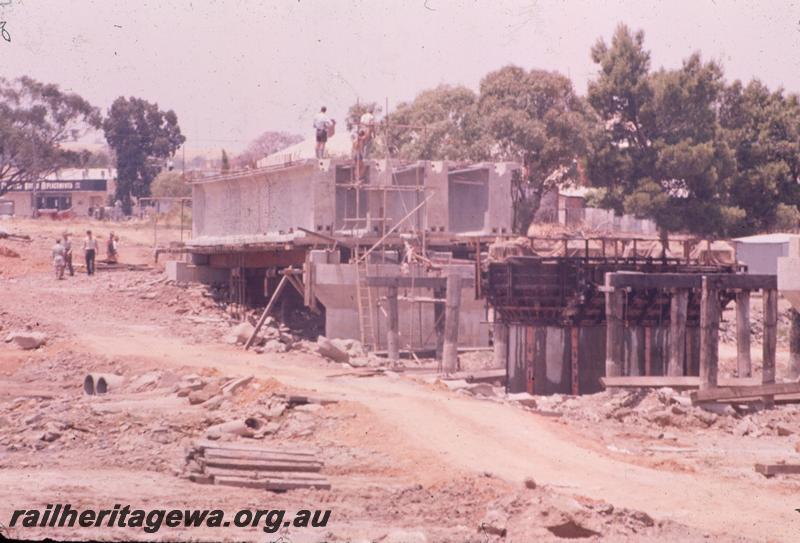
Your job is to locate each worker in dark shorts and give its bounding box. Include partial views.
[313,106,333,158]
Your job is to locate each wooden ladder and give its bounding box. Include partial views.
[355,248,376,350]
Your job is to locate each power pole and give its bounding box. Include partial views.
[30,134,39,218]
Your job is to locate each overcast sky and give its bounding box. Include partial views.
[3,0,800,154]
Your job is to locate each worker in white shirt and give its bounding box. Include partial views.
[359,106,376,159]
[313,106,334,158]
[83,230,98,276]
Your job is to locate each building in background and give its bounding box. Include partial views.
[734,233,800,275]
[0,168,116,217]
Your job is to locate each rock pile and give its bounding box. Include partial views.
[4,330,47,350]
[524,387,800,438]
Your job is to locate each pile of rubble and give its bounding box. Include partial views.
[719,306,794,346]
[523,387,800,439]
[0,354,342,476]
[4,330,47,350]
[329,473,727,542]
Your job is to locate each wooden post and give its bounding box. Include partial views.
[789,308,800,380]
[493,321,508,371]
[386,286,399,361]
[526,326,536,394]
[570,326,579,395]
[244,274,290,350]
[442,273,462,373]
[668,289,688,376]
[686,326,700,376]
[180,198,185,242]
[763,289,778,408]
[699,276,720,390]
[735,290,752,377]
[433,287,446,361]
[604,273,624,378]
[644,327,652,376]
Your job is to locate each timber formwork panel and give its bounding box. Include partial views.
[484,256,738,327]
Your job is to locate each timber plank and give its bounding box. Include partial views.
[214,476,331,491]
[193,439,318,456]
[691,382,800,403]
[204,458,323,472]
[205,467,326,480]
[755,463,800,477]
[602,376,761,389]
[203,449,319,464]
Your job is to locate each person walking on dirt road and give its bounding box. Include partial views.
[52,238,66,280]
[62,231,74,276]
[83,230,97,276]
[107,232,118,264]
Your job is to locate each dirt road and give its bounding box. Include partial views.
[0,268,796,541]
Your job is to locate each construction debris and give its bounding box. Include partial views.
[5,331,47,350]
[754,463,800,477]
[690,382,800,404]
[83,373,125,395]
[224,322,256,345]
[0,246,20,258]
[183,440,330,491]
[316,336,350,364]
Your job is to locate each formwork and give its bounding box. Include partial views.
[481,239,747,395]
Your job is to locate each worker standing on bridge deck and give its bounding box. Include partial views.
[352,128,369,181]
[359,106,376,159]
[313,106,333,158]
[52,238,65,280]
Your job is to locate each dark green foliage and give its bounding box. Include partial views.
[103,97,185,214]
[587,25,745,236]
[479,66,594,233]
[719,80,800,232]
[385,86,487,161]
[0,77,101,196]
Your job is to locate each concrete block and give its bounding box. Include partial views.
[166,260,193,282]
[309,249,340,265]
[165,260,229,284]
[779,256,800,311]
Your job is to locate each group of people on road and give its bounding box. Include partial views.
[51,230,119,280]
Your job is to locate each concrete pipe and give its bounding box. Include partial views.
[83,373,125,395]
[205,417,263,437]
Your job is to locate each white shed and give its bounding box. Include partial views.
[733,233,799,275]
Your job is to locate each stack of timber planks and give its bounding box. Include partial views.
[183,439,330,491]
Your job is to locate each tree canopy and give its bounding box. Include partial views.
[151,170,190,198]
[719,80,800,232]
[479,67,594,233]
[385,87,485,161]
[103,96,185,214]
[0,76,101,197]
[378,23,800,236]
[586,25,743,235]
[236,131,303,168]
